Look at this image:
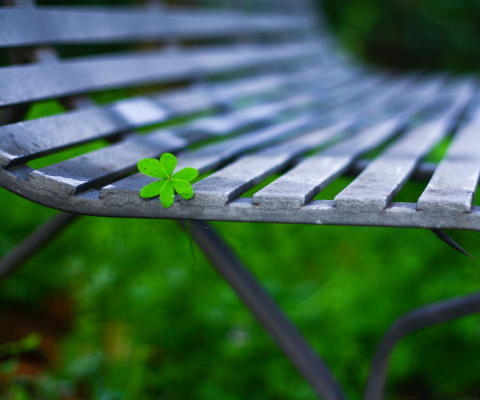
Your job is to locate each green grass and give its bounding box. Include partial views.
[1,183,480,399]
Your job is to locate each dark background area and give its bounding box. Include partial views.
[321,0,480,72]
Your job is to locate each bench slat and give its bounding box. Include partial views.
[25,68,387,193]
[28,130,188,196]
[208,65,368,107]
[26,92,321,196]
[179,75,416,206]
[182,122,349,206]
[417,102,480,215]
[178,96,312,138]
[98,73,397,202]
[0,64,338,168]
[29,67,369,198]
[252,78,445,209]
[100,114,322,200]
[0,43,320,107]
[334,80,477,213]
[0,99,167,168]
[0,7,313,47]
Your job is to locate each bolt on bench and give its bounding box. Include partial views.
[1,0,480,399]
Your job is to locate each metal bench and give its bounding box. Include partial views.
[1,0,480,399]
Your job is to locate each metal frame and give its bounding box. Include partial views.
[0,212,77,280]
[4,158,480,231]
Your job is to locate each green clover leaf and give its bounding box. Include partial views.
[138,153,199,208]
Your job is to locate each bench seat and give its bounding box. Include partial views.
[1,2,479,232]
[1,2,480,399]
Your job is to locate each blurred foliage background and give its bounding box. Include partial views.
[1,0,480,400]
[321,0,480,72]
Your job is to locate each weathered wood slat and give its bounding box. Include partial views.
[98,72,399,202]
[101,71,409,206]
[28,130,188,197]
[0,64,338,168]
[0,42,321,107]
[176,115,321,173]
[334,79,477,213]
[178,96,311,138]
[182,122,350,206]
[0,59,377,170]
[26,89,325,196]
[252,77,445,209]
[100,114,322,200]
[208,64,369,107]
[0,101,159,168]
[0,7,313,47]
[417,102,480,215]
[180,74,417,206]
[25,69,382,198]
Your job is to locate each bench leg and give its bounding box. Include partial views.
[179,220,346,400]
[0,212,78,280]
[365,291,480,400]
